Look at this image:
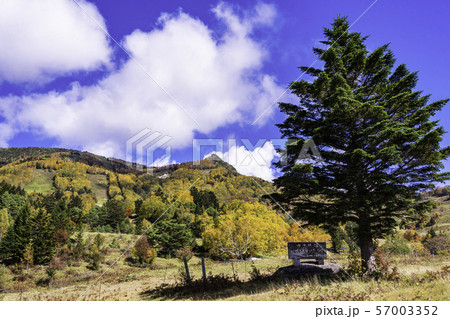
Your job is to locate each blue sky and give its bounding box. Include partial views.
[0,0,449,181]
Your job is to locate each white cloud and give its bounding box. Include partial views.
[0,0,111,83]
[0,2,283,159]
[206,141,279,181]
[152,155,177,167]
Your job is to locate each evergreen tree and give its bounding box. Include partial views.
[68,195,83,224]
[51,198,73,239]
[0,205,32,264]
[273,17,449,270]
[72,229,85,261]
[190,187,219,215]
[148,220,194,257]
[31,208,55,264]
[104,199,127,229]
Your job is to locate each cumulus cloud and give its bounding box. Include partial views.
[0,0,111,83]
[0,2,283,159]
[152,155,177,167]
[206,141,279,181]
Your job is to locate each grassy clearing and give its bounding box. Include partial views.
[86,174,108,204]
[0,231,448,301]
[24,169,55,195]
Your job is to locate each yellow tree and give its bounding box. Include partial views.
[203,201,289,259]
[0,208,9,241]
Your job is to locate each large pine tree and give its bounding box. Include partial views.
[31,208,55,265]
[274,17,450,270]
[0,205,32,264]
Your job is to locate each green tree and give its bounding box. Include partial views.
[0,205,32,264]
[22,242,34,272]
[67,195,83,224]
[51,199,73,243]
[0,192,26,219]
[31,208,55,264]
[104,199,127,229]
[140,196,168,223]
[88,244,102,270]
[273,17,449,270]
[148,220,194,257]
[190,187,219,214]
[94,233,105,249]
[72,230,85,261]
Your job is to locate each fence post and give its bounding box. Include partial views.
[201,257,207,283]
[183,257,191,283]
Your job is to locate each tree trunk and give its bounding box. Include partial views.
[359,228,375,272]
[358,214,375,272]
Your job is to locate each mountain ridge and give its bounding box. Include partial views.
[0,147,273,205]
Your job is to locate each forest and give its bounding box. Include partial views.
[0,148,332,270]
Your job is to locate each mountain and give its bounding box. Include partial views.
[0,147,273,205]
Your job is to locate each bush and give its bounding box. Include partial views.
[409,241,428,256]
[403,229,420,242]
[0,264,12,291]
[249,263,262,280]
[345,250,363,277]
[175,247,194,262]
[54,229,69,246]
[94,234,105,249]
[427,227,437,238]
[370,249,401,281]
[87,244,102,270]
[382,232,412,255]
[109,237,120,249]
[422,234,450,255]
[132,237,157,265]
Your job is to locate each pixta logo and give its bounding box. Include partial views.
[126,128,172,174]
[126,129,322,175]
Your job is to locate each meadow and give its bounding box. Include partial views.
[0,231,448,301]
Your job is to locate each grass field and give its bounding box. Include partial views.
[23,170,56,195]
[0,232,448,301]
[86,174,108,204]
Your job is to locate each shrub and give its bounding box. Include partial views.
[427,227,437,238]
[109,238,120,249]
[54,229,69,246]
[249,263,262,280]
[382,232,412,255]
[370,249,401,281]
[0,264,12,291]
[94,234,105,249]
[46,265,56,280]
[87,244,102,270]
[410,241,428,256]
[175,247,194,262]
[132,237,157,265]
[345,250,363,277]
[422,234,450,255]
[50,249,69,270]
[72,231,85,261]
[403,229,420,242]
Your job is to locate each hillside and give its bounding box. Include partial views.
[0,147,273,205]
[0,147,67,167]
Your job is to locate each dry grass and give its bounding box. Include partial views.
[0,232,448,301]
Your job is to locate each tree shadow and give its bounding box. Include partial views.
[140,272,346,301]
